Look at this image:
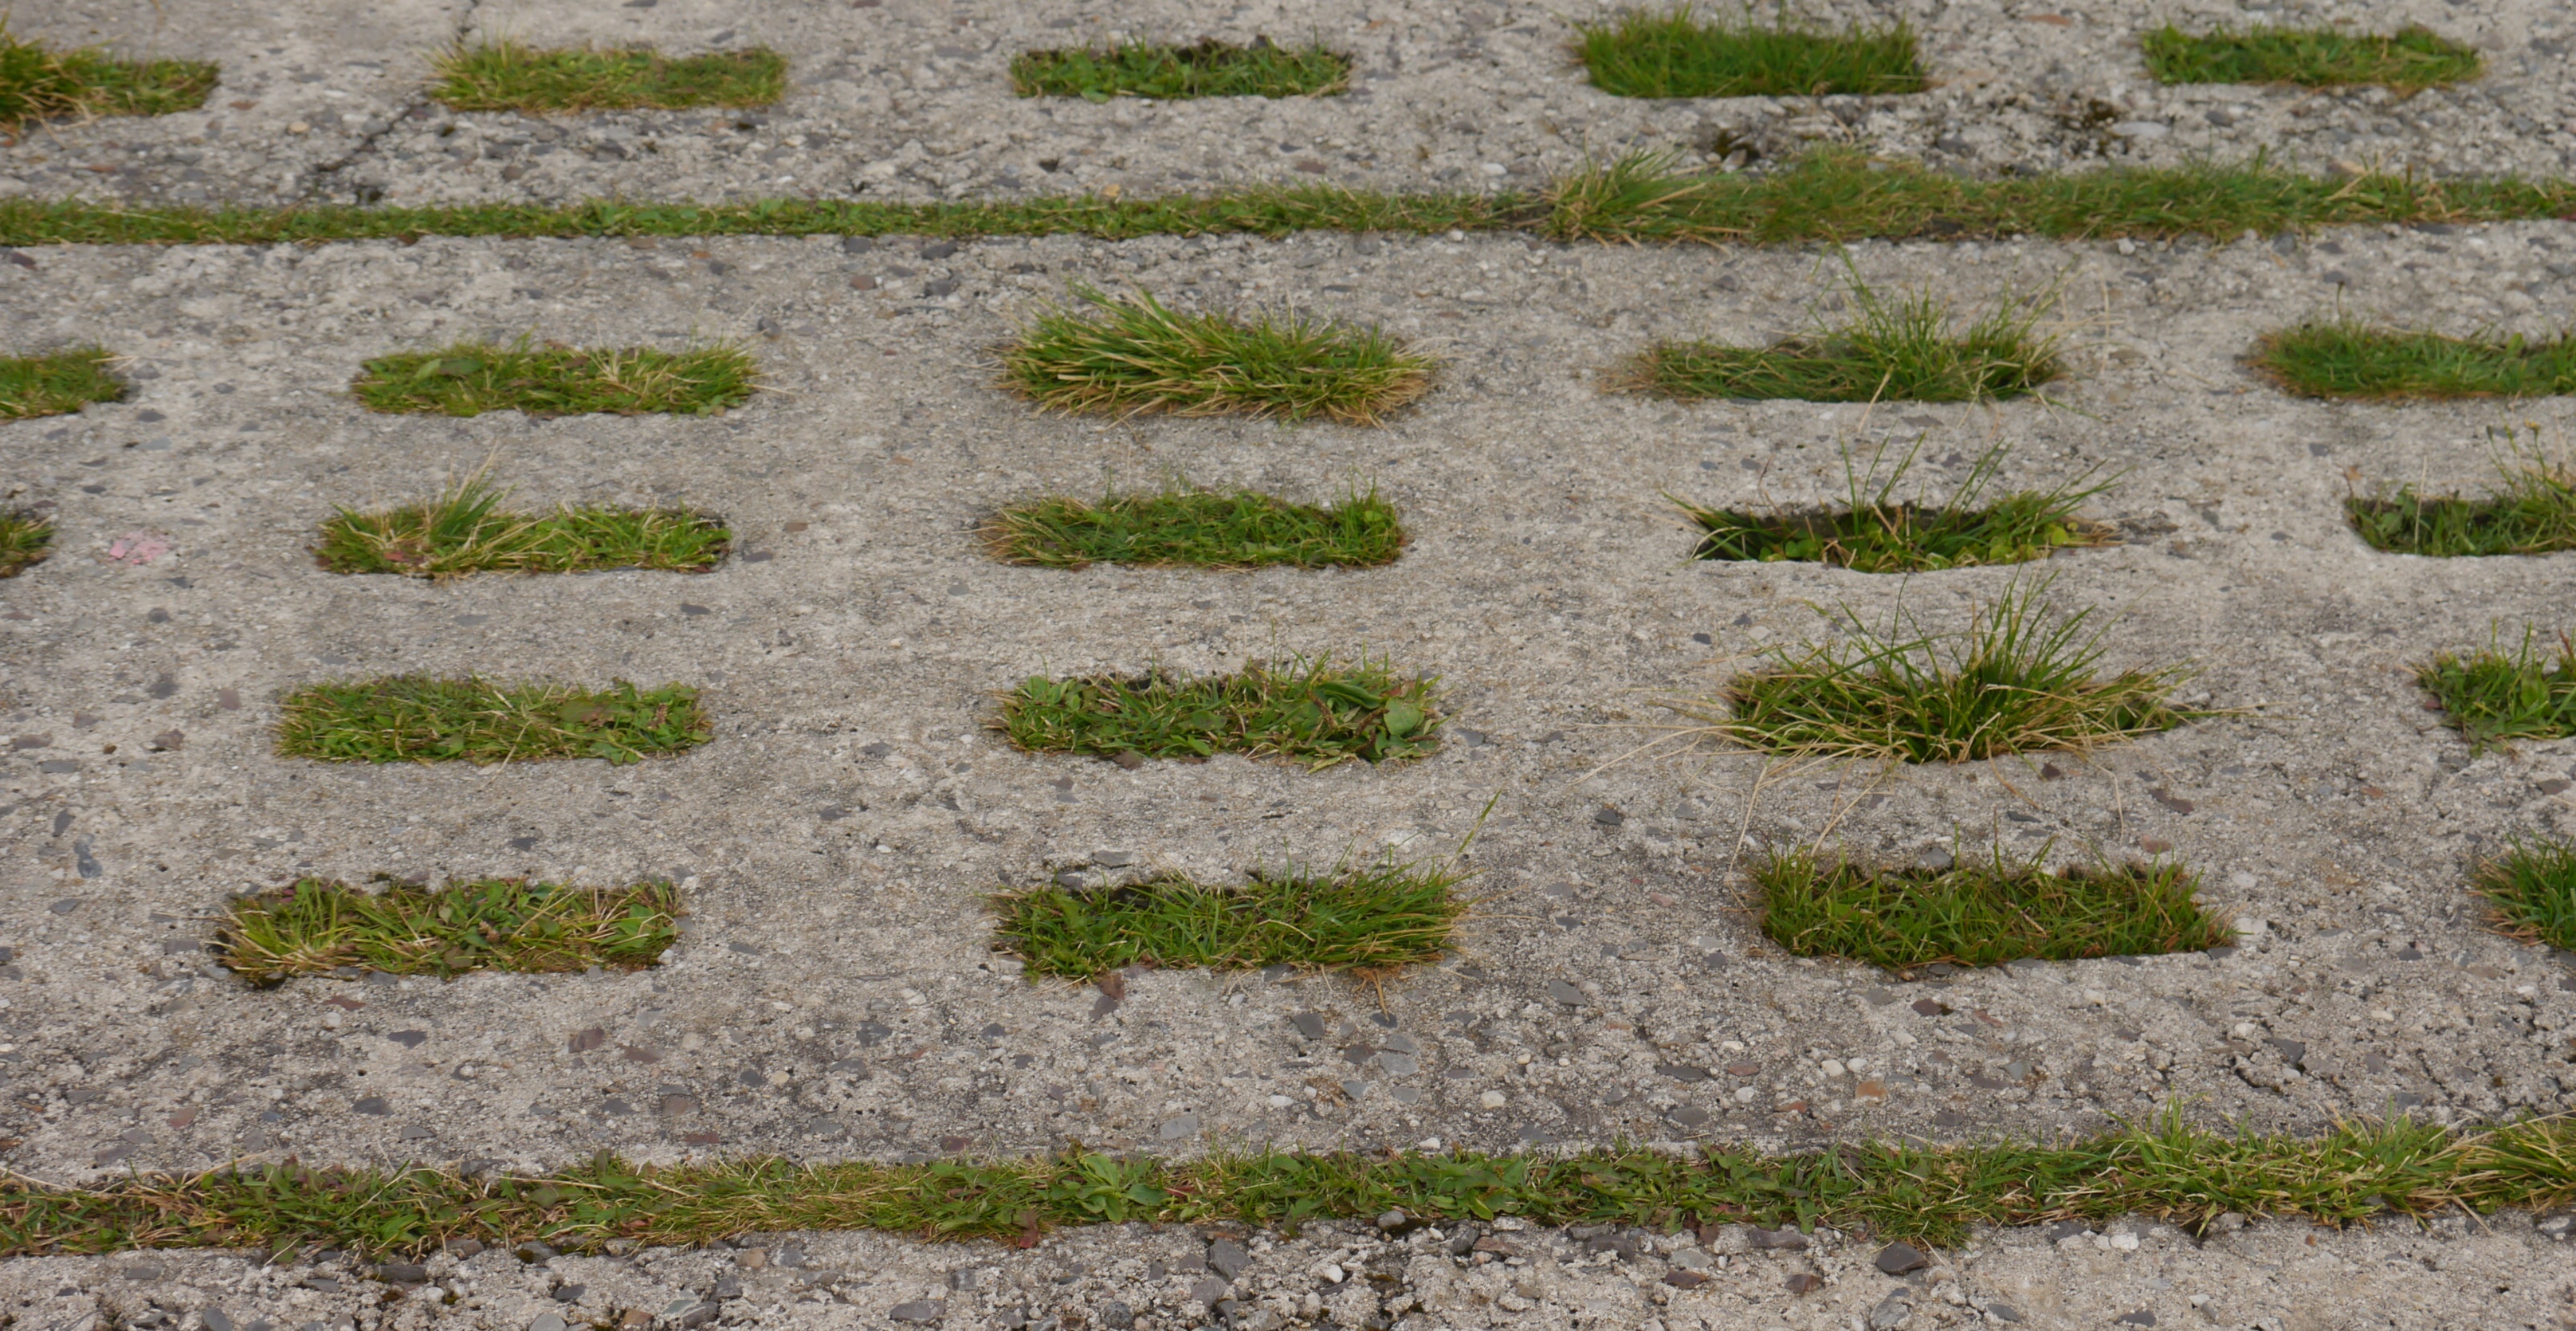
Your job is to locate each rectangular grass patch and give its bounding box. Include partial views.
[2142,24,2480,90]
[2476,838,2576,952]
[993,860,1464,979]
[316,473,728,577]
[2347,458,2576,556]
[2417,631,2576,751]
[1679,441,2109,571]
[0,26,218,127]
[215,878,681,984]
[1003,286,1431,424]
[0,508,53,577]
[429,41,786,112]
[998,655,1439,768]
[1756,847,2231,976]
[0,346,123,419]
[1011,38,1349,100]
[351,342,756,418]
[2256,320,2576,400]
[1624,279,2059,403]
[1574,6,1922,99]
[277,677,709,765]
[984,486,1403,569]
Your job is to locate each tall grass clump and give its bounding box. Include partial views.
[1679,438,2112,571]
[985,485,1404,569]
[1624,269,2061,402]
[0,26,217,127]
[216,878,681,983]
[2347,452,2576,557]
[428,41,787,112]
[2142,24,2480,91]
[1011,38,1350,100]
[993,855,1466,979]
[1573,6,1922,99]
[0,508,53,577]
[2475,838,2576,952]
[316,471,729,577]
[1002,286,1434,424]
[2256,319,2576,400]
[2416,630,2576,752]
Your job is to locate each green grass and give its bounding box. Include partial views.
[316,473,728,577]
[351,341,756,418]
[1627,271,2060,402]
[1011,39,1349,100]
[984,485,1404,570]
[997,655,1439,769]
[1679,440,2111,571]
[1002,286,1433,425]
[2142,24,2480,91]
[215,878,681,984]
[0,510,53,578]
[993,858,1465,979]
[1756,846,2231,976]
[276,677,710,766]
[0,347,123,419]
[2347,457,2576,557]
[2417,630,2576,752]
[0,25,217,128]
[1573,6,1922,99]
[6,1112,2575,1254]
[1686,576,2198,763]
[5,153,2575,247]
[2257,320,2576,400]
[428,41,786,112]
[2476,838,2576,952]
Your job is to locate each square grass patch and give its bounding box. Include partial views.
[1011,38,1349,100]
[0,508,53,577]
[216,878,681,984]
[2417,631,2576,752]
[317,473,728,577]
[998,656,1439,768]
[0,27,218,128]
[1680,441,2110,571]
[992,859,1465,979]
[351,342,756,418]
[2347,457,2576,557]
[1002,286,1433,425]
[1756,847,2232,976]
[984,485,1403,570]
[2142,24,2480,91]
[1624,278,2059,403]
[1573,7,1922,99]
[429,42,786,112]
[0,347,124,419]
[2476,839,2576,952]
[2256,320,2576,400]
[277,677,709,765]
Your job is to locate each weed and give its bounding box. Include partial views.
[2347,456,2576,557]
[351,340,756,417]
[0,509,53,577]
[0,347,123,418]
[276,677,710,765]
[316,472,728,577]
[2142,24,2480,91]
[2417,630,2576,751]
[1001,286,1433,424]
[428,41,786,112]
[1685,576,2199,763]
[0,25,217,128]
[1680,439,2112,571]
[1573,6,1922,99]
[1624,269,2060,402]
[1011,38,1349,100]
[984,485,1404,569]
[993,856,1466,978]
[215,878,681,984]
[2256,320,2576,399]
[997,655,1439,768]
[2475,838,2576,952]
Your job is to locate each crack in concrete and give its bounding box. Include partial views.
[300,0,483,203]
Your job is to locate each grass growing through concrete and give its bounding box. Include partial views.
[1625,277,2060,402]
[1692,577,2197,763]
[6,1112,2574,1254]
[315,473,729,577]
[1680,441,2111,571]
[351,341,756,418]
[275,678,709,765]
[0,510,53,577]
[2256,320,2576,399]
[2417,631,2576,752]
[2476,839,2576,952]
[998,656,1439,768]
[215,878,681,984]
[1002,287,1432,424]
[1011,39,1350,100]
[2141,25,2480,91]
[984,485,1404,570]
[992,860,1466,979]
[0,347,123,418]
[1756,847,2231,976]
[2346,457,2576,557]
[428,42,787,112]
[0,26,218,128]
[1573,7,1922,99]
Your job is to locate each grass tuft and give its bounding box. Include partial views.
[2142,24,2480,91]
[1011,38,1349,100]
[316,472,728,577]
[215,878,681,984]
[1680,439,2111,571]
[276,677,710,765]
[993,857,1465,979]
[2476,838,2576,952]
[1624,269,2060,402]
[1756,845,2231,976]
[1687,575,2198,763]
[984,485,1404,570]
[1573,6,1922,100]
[2417,630,2576,752]
[428,41,786,112]
[997,655,1439,769]
[0,508,53,577]
[0,346,124,419]
[351,340,756,418]
[0,25,217,128]
[2256,319,2576,400]
[1001,286,1433,424]
[2347,454,2576,557]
